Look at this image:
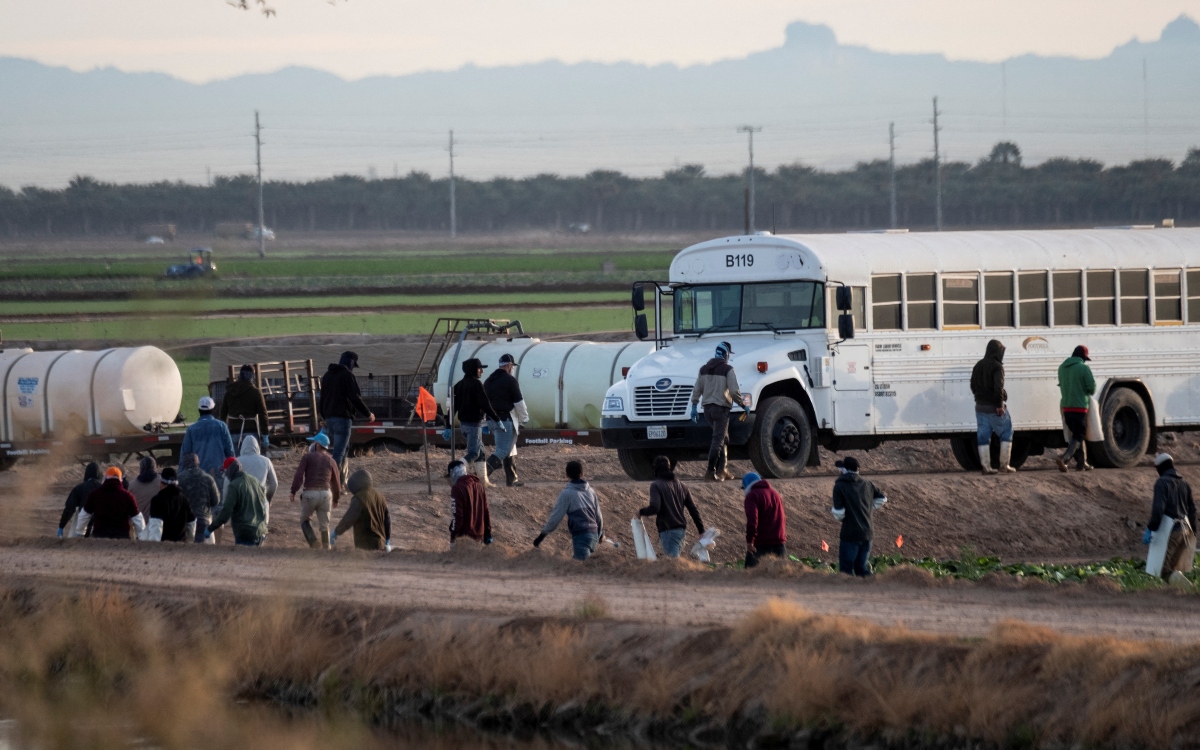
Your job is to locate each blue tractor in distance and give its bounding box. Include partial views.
[166,248,217,279]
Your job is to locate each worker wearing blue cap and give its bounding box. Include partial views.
[690,341,747,482]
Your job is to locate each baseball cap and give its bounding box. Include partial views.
[1072,345,1091,362]
[104,466,123,479]
[306,431,331,448]
[461,358,488,375]
[222,457,239,471]
[498,353,518,367]
[198,396,216,411]
[339,351,360,370]
[1155,453,1173,466]
[835,456,860,472]
[716,341,734,358]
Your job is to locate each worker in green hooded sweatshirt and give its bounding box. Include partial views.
[1056,345,1096,472]
[331,469,392,551]
[205,457,269,546]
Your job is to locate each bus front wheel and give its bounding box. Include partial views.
[747,396,813,479]
[1092,388,1152,468]
[617,448,658,481]
[0,455,17,472]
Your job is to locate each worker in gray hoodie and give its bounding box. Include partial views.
[533,460,604,561]
[223,435,278,521]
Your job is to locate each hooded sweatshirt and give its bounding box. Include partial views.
[744,479,787,547]
[223,435,277,501]
[149,484,196,542]
[452,373,498,424]
[59,462,102,532]
[83,477,142,540]
[208,460,269,545]
[219,375,269,431]
[541,479,604,538]
[128,456,160,517]
[334,469,391,550]
[970,340,1007,411]
[831,472,887,543]
[690,357,744,409]
[1149,467,1197,534]
[319,363,370,420]
[450,473,491,542]
[178,453,220,523]
[1057,356,1096,412]
[639,474,704,535]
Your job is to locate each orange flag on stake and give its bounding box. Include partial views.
[895,535,904,548]
[820,539,829,552]
[415,387,438,424]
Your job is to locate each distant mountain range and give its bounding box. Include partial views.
[2,16,1199,187]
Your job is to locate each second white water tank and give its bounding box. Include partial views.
[434,338,653,429]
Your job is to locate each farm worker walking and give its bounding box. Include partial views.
[970,340,1016,475]
[690,341,746,482]
[447,459,492,546]
[177,452,220,543]
[181,396,236,477]
[1144,453,1197,580]
[452,358,500,486]
[1056,345,1096,473]
[830,456,887,577]
[224,435,278,520]
[319,351,375,489]
[75,466,146,540]
[220,364,270,445]
[484,353,530,487]
[57,462,101,538]
[534,460,605,561]
[146,468,196,543]
[637,455,705,558]
[331,469,392,551]
[205,458,268,547]
[742,472,787,568]
[128,456,161,520]
[289,432,341,549]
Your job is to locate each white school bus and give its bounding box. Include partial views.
[600,227,1200,479]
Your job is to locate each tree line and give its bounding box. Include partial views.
[2,143,1198,237]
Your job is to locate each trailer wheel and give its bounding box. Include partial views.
[1092,388,1151,468]
[363,438,411,455]
[950,435,1030,472]
[617,449,658,481]
[0,456,17,472]
[747,396,813,478]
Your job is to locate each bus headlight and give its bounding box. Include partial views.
[604,396,623,412]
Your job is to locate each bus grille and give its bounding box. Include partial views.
[634,385,691,417]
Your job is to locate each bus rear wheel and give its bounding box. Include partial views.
[950,435,1030,472]
[747,396,813,479]
[617,448,658,481]
[1092,388,1151,468]
[0,456,17,472]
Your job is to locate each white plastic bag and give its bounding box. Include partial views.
[1086,396,1104,442]
[690,528,721,562]
[630,518,657,561]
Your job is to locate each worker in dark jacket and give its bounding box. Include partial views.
[969,339,1015,475]
[332,468,391,551]
[220,364,270,445]
[147,467,196,543]
[534,460,605,560]
[319,351,375,487]
[830,456,887,577]
[1056,346,1096,472]
[57,462,102,538]
[690,341,746,482]
[1144,453,1197,579]
[452,358,500,486]
[76,466,146,540]
[484,353,529,487]
[447,459,492,546]
[742,472,787,568]
[638,455,705,558]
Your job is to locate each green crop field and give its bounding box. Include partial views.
[173,357,211,421]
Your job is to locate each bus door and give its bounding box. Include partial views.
[832,344,873,434]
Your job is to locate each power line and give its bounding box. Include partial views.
[255,110,265,258]
[932,97,943,232]
[889,122,897,229]
[448,129,456,238]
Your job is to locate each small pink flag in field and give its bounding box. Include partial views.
[895,535,904,548]
[820,539,829,552]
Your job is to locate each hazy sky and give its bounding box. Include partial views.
[2,0,1200,82]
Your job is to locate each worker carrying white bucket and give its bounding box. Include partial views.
[1144,453,1197,584]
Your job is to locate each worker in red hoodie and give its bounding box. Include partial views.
[75,466,146,540]
[446,459,492,546]
[742,472,787,568]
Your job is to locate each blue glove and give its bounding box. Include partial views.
[690,403,698,421]
[204,527,212,540]
[482,424,490,436]
[1142,528,1153,545]
[441,428,452,441]
[329,530,337,546]
[56,528,63,539]
[484,535,493,545]
[262,435,270,449]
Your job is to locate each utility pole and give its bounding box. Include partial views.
[932,97,943,231]
[888,122,898,229]
[448,129,457,238]
[254,111,265,258]
[1142,57,1149,158]
[737,125,762,234]
[1001,62,1008,138]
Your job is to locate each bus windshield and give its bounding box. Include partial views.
[673,281,825,334]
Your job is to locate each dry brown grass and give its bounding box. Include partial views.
[3,587,1200,748]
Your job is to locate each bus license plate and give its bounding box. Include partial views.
[647,425,668,440]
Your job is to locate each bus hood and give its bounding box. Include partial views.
[625,337,798,382]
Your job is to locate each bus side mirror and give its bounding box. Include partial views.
[632,284,645,312]
[835,286,853,312]
[635,313,649,340]
[838,313,855,340]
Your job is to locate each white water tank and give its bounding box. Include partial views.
[1,347,182,441]
[434,338,653,429]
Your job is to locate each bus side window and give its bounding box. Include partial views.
[985,273,1014,327]
[1053,271,1082,326]
[1120,270,1149,325]
[1189,270,1200,323]
[1018,271,1048,327]
[906,274,937,330]
[1154,270,1182,323]
[942,275,979,328]
[1087,270,1116,325]
[871,275,902,330]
